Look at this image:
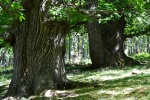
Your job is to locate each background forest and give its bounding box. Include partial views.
[0,32,150,66]
[0,0,150,100]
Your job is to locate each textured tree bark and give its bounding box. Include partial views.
[85,0,140,68]
[86,0,106,68]
[5,0,69,97]
[101,16,140,67]
[87,19,105,68]
[87,16,140,68]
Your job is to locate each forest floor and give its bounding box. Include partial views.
[0,54,150,100]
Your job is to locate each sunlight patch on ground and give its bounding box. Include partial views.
[0,80,10,86]
[122,87,135,94]
[42,90,78,98]
[94,86,150,100]
[68,67,150,83]
[29,90,79,100]
[67,64,150,99]
[97,90,119,96]
[100,72,132,81]
[1,57,150,100]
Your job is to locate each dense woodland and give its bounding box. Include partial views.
[0,0,150,99]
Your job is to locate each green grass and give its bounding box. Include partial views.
[0,54,150,100]
[0,66,12,99]
[66,66,150,100]
[65,54,150,100]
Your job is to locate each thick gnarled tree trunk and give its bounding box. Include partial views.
[87,16,140,68]
[88,16,140,68]
[101,16,140,67]
[86,0,140,68]
[5,0,69,97]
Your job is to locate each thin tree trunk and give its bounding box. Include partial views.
[82,37,85,58]
[77,36,80,56]
[69,35,71,61]
[147,35,150,53]
[134,40,138,54]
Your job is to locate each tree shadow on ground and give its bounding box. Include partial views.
[0,67,12,99]
[0,69,12,75]
[65,64,91,74]
[0,85,9,99]
[75,74,150,92]
[102,74,150,88]
[0,67,13,80]
[65,63,150,100]
[71,74,150,100]
[66,63,150,74]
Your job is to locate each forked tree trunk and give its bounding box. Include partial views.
[5,0,69,97]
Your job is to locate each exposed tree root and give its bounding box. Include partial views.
[105,55,141,68]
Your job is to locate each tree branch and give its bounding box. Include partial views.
[69,21,87,30]
[65,2,141,20]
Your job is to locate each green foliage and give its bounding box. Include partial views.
[133,53,150,62]
[0,38,4,45]
[125,11,150,35]
[0,0,149,37]
[124,0,149,36]
[98,0,117,10]
[0,8,11,33]
[10,1,25,22]
[91,0,148,24]
[49,6,89,27]
[46,0,150,37]
[49,6,67,20]
[0,0,24,33]
[96,0,120,23]
[68,8,88,26]
[0,0,25,47]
